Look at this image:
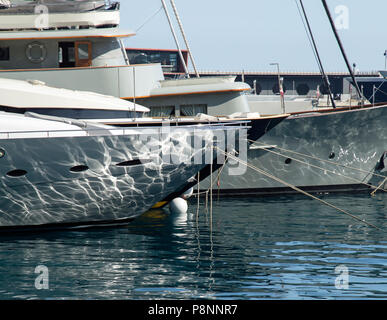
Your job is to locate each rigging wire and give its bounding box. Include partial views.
[295,0,336,108]
[135,5,163,33]
[294,0,322,76]
[321,0,364,101]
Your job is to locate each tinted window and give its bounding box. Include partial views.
[0,47,10,61]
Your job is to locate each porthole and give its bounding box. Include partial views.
[116,159,152,167]
[329,152,335,159]
[285,158,292,165]
[70,165,89,173]
[7,169,27,177]
[26,42,47,63]
[0,148,5,158]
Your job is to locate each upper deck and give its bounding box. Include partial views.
[0,1,119,31]
[0,1,107,13]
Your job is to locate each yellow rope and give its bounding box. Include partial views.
[193,153,229,196]
[371,177,387,197]
[196,171,200,223]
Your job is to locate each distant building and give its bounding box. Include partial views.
[126,48,378,97]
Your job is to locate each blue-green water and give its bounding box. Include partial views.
[0,193,387,300]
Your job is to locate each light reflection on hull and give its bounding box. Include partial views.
[0,127,226,228]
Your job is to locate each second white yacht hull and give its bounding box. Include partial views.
[199,105,387,196]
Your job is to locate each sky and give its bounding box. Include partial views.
[120,0,387,73]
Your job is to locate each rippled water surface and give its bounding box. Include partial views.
[0,193,387,300]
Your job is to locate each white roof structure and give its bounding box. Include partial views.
[151,77,251,97]
[0,27,134,40]
[0,111,85,133]
[0,78,149,112]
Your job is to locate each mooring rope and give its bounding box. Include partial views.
[210,150,213,235]
[249,139,387,181]
[196,171,200,223]
[194,151,230,228]
[371,177,387,197]
[194,156,230,197]
[249,143,387,193]
[216,147,382,231]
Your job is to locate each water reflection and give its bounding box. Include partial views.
[0,193,386,299]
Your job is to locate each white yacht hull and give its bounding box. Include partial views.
[199,105,387,195]
[0,123,224,229]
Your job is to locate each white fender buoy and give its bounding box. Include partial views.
[182,187,194,200]
[169,197,188,214]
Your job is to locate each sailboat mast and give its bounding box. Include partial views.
[321,0,363,101]
[299,0,336,108]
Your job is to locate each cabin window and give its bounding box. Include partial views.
[169,54,178,70]
[149,106,175,117]
[180,104,208,116]
[0,47,10,61]
[58,42,75,68]
[75,41,92,67]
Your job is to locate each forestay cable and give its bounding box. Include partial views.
[135,6,163,33]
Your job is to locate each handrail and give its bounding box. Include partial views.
[0,121,250,140]
[0,63,158,73]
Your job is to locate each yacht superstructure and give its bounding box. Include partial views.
[0,1,251,118]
